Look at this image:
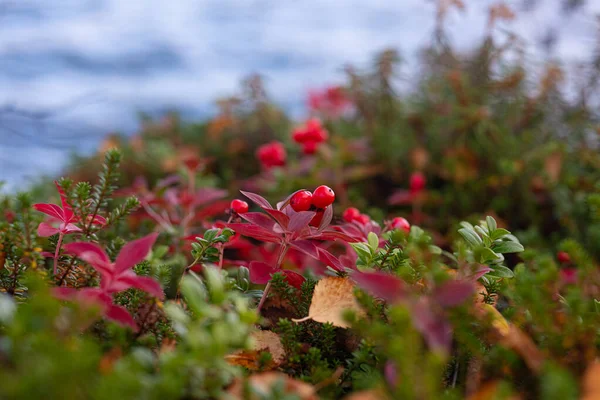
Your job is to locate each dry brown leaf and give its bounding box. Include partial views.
[227,372,317,400]
[581,360,600,400]
[225,330,285,371]
[292,277,365,328]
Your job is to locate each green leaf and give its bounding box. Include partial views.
[478,247,503,263]
[490,228,511,241]
[488,265,514,278]
[459,228,483,247]
[350,242,372,259]
[493,241,525,254]
[367,232,379,252]
[486,216,497,233]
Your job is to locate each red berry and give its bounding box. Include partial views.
[309,210,325,227]
[292,128,308,144]
[290,190,313,212]
[256,141,286,169]
[312,185,335,208]
[410,172,426,194]
[391,217,411,233]
[557,251,571,264]
[355,214,370,225]
[343,207,361,222]
[230,199,249,214]
[302,141,318,155]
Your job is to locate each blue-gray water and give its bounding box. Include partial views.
[0,0,598,191]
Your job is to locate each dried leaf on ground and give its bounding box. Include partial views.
[227,372,317,400]
[225,330,285,371]
[581,360,600,400]
[292,277,365,328]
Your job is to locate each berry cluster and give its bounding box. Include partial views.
[256,141,286,169]
[292,118,329,155]
[342,207,371,225]
[289,185,336,227]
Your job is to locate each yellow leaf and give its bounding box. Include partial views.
[225,330,285,371]
[292,277,365,328]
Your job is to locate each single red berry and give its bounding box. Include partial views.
[302,141,318,155]
[309,210,325,227]
[355,214,370,225]
[312,185,335,208]
[391,217,411,233]
[230,199,249,214]
[292,128,308,144]
[557,251,571,264]
[343,207,361,222]
[410,171,426,194]
[290,190,313,212]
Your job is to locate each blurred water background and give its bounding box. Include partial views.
[0,0,598,191]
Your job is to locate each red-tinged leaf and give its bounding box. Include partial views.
[89,215,107,226]
[312,230,357,243]
[433,280,474,308]
[114,232,159,273]
[290,240,320,259]
[318,205,333,231]
[192,188,228,207]
[63,223,83,234]
[352,271,406,303]
[411,298,452,353]
[227,223,282,243]
[156,174,180,189]
[52,287,79,300]
[282,270,305,289]
[288,211,316,232]
[464,265,492,281]
[249,261,278,284]
[105,303,138,331]
[37,222,60,237]
[194,200,230,220]
[317,247,344,272]
[112,273,165,299]
[33,203,64,221]
[55,181,74,220]
[64,242,112,276]
[239,212,278,230]
[240,190,273,209]
[264,208,290,229]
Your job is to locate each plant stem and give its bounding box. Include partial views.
[53,233,64,275]
[256,242,289,313]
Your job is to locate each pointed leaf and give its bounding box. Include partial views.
[114,232,159,273]
[317,247,345,272]
[227,223,282,243]
[264,209,290,229]
[318,205,333,231]
[290,240,320,259]
[33,203,64,221]
[239,212,278,230]
[353,271,406,303]
[249,261,278,284]
[434,280,474,308]
[281,270,305,289]
[240,190,273,209]
[312,230,357,243]
[113,273,164,299]
[64,242,112,276]
[288,211,316,232]
[492,241,524,254]
[105,304,138,331]
[37,222,60,237]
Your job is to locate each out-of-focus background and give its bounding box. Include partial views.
[0,0,598,191]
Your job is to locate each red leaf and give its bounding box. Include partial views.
[317,247,345,272]
[288,211,316,232]
[318,205,333,231]
[290,240,320,259]
[249,261,278,284]
[64,241,113,278]
[240,190,272,209]
[282,270,305,289]
[227,223,282,243]
[112,273,165,299]
[240,212,278,231]
[264,208,290,229]
[37,222,60,237]
[433,280,474,308]
[312,230,357,243]
[410,298,452,353]
[33,203,64,221]
[192,188,227,207]
[105,303,138,331]
[194,200,230,220]
[55,181,74,221]
[114,232,159,274]
[352,271,406,303]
